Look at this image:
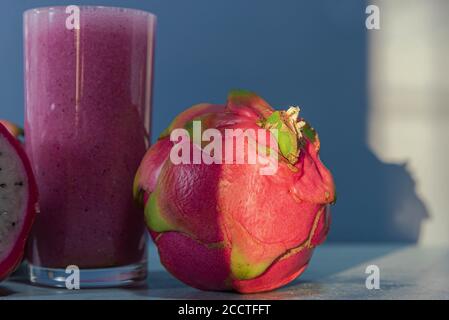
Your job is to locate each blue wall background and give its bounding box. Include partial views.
[0,0,428,242]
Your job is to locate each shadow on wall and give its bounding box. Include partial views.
[329,146,429,242]
[147,0,430,242]
[154,0,430,243]
[315,3,430,243]
[150,0,431,243]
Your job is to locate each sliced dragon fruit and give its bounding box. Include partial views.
[0,120,24,139]
[0,123,38,281]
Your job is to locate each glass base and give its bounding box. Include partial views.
[27,261,147,288]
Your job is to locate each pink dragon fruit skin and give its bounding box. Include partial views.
[0,120,24,139]
[134,91,335,293]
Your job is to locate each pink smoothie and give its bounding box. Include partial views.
[24,7,155,268]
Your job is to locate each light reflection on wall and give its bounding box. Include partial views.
[368,0,449,245]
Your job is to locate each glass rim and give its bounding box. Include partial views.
[23,5,156,19]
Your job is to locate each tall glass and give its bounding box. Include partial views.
[23,6,156,287]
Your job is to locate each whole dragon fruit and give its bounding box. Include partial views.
[134,91,335,293]
[0,123,38,281]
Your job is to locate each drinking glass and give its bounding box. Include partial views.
[24,6,156,288]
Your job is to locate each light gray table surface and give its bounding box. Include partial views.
[1,243,448,300]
